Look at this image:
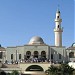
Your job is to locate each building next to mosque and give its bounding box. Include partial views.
[0,9,75,74]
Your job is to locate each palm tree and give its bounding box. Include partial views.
[45,65,59,75]
[59,64,74,75]
[45,64,75,75]
[10,70,19,75]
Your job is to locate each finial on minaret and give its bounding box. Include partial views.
[57,4,60,9]
[57,1,60,13]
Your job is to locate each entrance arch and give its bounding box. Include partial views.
[26,51,31,59]
[34,51,38,58]
[41,51,46,58]
[26,65,44,71]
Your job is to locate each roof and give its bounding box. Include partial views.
[0,47,6,51]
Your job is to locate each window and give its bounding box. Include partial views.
[69,52,74,58]
[34,51,39,58]
[0,52,2,59]
[11,54,13,59]
[19,54,21,59]
[59,54,61,59]
[57,16,59,18]
[41,51,46,58]
[51,54,53,59]
[58,25,59,28]
[26,51,31,59]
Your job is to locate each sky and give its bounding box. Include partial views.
[0,0,74,47]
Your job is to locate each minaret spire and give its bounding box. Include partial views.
[57,3,60,10]
[54,9,63,46]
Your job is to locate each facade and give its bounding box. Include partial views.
[5,36,66,64]
[0,9,75,74]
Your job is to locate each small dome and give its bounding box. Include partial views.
[29,36,44,45]
[72,43,75,47]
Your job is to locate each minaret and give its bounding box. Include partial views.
[54,9,63,46]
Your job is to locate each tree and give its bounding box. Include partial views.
[10,70,19,75]
[45,65,59,75]
[45,64,75,75]
[59,64,74,75]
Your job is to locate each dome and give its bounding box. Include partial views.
[28,36,44,45]
[72,43,75,47]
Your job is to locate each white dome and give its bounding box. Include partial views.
[29,36,44,45]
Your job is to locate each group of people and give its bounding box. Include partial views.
[5,57,51,64]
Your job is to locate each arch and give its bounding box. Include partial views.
[26,65,44,71]
[34,51,39,58]
[69,52,74,58]
[41,51,46,58]
[26,51,31,59]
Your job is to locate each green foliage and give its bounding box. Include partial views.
[45,65,59,75]
[59,64,74,75]
[10,70,19,75]
[6,73,12,75]
[45,64,75,75]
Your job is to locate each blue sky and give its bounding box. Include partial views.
[0,0,74,47]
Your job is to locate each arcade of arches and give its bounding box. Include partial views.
[25,51,46,59]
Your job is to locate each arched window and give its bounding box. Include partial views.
[41,51,46,58]
[34,51,38,58]
[26,51,31,59]
[11,54,13,59]
[58,25,59,28]
[69,52,74,58]
[57,16,59,18]
[19,54,21,59]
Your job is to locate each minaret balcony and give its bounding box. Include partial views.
[54,28,63,32]
[55,19,62,22]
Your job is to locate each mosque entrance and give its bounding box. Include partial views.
[33,51,38,58]
[26,65,44,71]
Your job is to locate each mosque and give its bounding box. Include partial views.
[0,9,75,74]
